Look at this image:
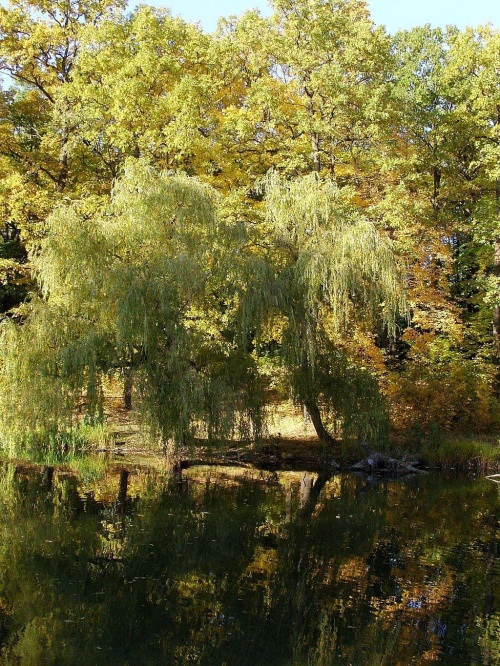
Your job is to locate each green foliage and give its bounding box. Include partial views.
[421,437,500,470]
[260,172,402,337]
[1,0,500,454]
[0,163,403,452]
[0,160,265,451]
[5,424,112,464]
[239,172,403,447]
[288,348,391,451]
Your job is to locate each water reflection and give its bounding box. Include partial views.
[0,463,498,664]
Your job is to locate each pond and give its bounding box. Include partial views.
[0,462,499,664]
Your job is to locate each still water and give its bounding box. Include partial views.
[0,462,499,665]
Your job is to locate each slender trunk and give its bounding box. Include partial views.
[329,139,336,176]
[302,404,312,426]
[311,133,321,173]
[304,400,335,446]
[123,368,133,410]
[432,165,441,212]
[56,103,70,193]
[56,145,68,193]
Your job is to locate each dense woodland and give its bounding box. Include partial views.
[0,0,500,455]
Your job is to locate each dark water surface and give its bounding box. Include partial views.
[0,463,500,665]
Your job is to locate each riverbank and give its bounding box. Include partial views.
[3,398,500,474]
[106,398,500,473]
[4,432,500,479]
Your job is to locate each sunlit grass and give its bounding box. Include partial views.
[421,437,500,470]
[0,421,114,466]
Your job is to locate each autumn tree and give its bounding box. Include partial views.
[369,25,500,432]
[62,6,217,181]
[0,0,124,313]
[235,172,404,447]
[1,0,499,451]
[215,0,391,183]
[444,28,500,393]
[0,160,265,452]
[0,161,404,453]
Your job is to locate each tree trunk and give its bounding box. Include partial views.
[56,145,69,193]
[299,473,331,518]
[304,400,335,446]
[432,164,441,213]
[56,107,70,194]
[311,133,321,172]
[300,473,314,507]
[123,368,133,410]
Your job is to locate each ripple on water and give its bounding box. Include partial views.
[0,465,497,664]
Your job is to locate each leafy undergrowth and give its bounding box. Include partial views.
[0,422,113,468]
[419,437,500,472]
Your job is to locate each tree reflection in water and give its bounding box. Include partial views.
[0,463,498,665]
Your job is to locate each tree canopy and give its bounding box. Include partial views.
[0,161,403,452]
[0,0,499,453]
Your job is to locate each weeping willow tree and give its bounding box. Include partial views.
[238,172,405,449]
[0,162,403,455]
[0,160,264,453]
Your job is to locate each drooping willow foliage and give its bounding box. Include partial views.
[0,160,264,453]
[237,172,405,447]
[0,163,404,453]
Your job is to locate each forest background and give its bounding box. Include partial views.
[1,0,500,458]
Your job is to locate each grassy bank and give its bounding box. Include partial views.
[2,397,500,474]
[417,436,500,472]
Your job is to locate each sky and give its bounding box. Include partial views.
[140,0,500,34]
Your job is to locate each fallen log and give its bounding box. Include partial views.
[351,442,422,475]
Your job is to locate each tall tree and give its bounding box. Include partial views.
[237,172,404,447]
[0,160,264,452]
[0,164,403,452]
[0,0,124,313]
[445,28,500,393]
[63,6,215,182]
[217,0,391,182]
